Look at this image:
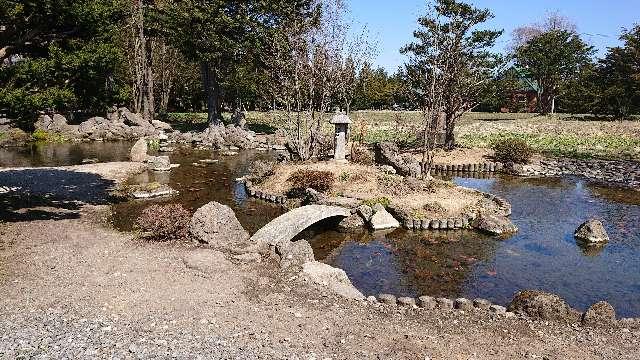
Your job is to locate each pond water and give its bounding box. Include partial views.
[0,141,135,167]
[2,143,640,317]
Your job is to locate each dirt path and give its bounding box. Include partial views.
[0,207,638,359]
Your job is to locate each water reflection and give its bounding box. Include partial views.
[0,142,134,167]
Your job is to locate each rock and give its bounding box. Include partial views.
[148,155,172,171]
[357,205,374,222]
[372,203,385,213]
[182,249,232,275]
[373,142,421,177]
[275,240,315,269]
[397,297,416,307]
[130,138,148,162]
[131,185,177,199]
[82,158,99,164]
[189,202,250,248]
[436,298,453,310]
[582,301,616,327]
[377,294,397,305]
[508,290,581,323]
[34,113,79,137]
[301,262,364,300]
[473,298,492,310]
[489,305,507,314]
[369,207,400,231]
[575,219,610,245]
[417,296,436,309]
[379,165,396,175]
[337,214,365,233]
[454,298,473,311]
[473,213,518,236]
[119,107,152,128]
[152,120,172,131]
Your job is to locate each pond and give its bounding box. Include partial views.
[2,143,640,317]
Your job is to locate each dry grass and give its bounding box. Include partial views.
[256,161,494,217]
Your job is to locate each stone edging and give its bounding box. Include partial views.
[372,293,512,316]
[402,190,512,231]
[244,180,287,204]
[432,162,503,174]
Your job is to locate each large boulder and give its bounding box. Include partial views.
[373,142,421,177]
[130,138,149,162]
[152,119,173,132]
[34,114,79,137]
[581,301,616,327]
[508,290,581,323]
[148,155,172,171]
[575,219,609,245]
[119,107,152,128]
[301,261,364,300]
[473,213,518,236]
[223,124,255,149]
[189,202,250,248]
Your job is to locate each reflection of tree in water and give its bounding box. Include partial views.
[387,230,499,298]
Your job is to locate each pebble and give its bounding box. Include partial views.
[377,294,397,306]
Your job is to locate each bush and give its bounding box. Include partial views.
[492,137,534,164]
[288,169,334,193]
[248,160,276,183]
[135,204,191,241]
[362,197,391,208]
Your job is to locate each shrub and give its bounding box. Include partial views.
[362,197,391,208]
[338,171,351,182]
[31,129,65,143]
[135,204,191,241]
[248,160,276,183]
[288,169,335,193]
[491,137,534,164]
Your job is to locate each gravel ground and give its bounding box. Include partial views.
[1,208,639,359]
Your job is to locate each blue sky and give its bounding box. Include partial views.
[348,0,640,72]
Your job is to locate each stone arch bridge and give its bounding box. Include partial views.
[250,205,351,246]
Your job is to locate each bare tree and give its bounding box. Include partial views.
[511,11,577,49]
[263,0,355,160]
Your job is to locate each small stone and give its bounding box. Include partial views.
[436,298,453,310]
[357,205,374,221]
[582,301,616,327]
[397,297,416,307]
[417,296,436,310]
[454,298,473,311]
[473,298,492,310]
[575,219,610,245]
[378,294,397,305]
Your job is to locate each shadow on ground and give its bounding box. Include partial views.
[0,169,122,222]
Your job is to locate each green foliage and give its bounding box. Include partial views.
[287,170,335,193]
[362,197,391,208]
[31,129,65,143]
[514,30,595,114]
[147,139,160,151]
[338,171,351,182]
[491,137,534,164]
[135,204,191,241]
[0,0,130,126]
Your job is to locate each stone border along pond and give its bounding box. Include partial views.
[242,179,513,233]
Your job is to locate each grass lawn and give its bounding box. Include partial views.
[163,111,640,161]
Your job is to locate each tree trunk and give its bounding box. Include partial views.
[201,62,222,125]
[142,38,155,121]
[444,112,456,150]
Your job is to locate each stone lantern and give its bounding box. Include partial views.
[330,113,351,163]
